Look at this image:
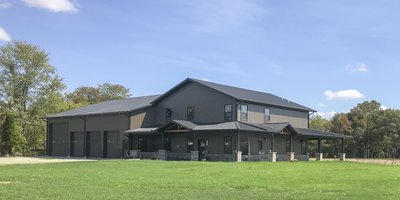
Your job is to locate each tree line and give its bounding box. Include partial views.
[0,41,130,156]
[310,101,400,158]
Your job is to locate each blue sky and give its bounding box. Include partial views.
[1,0,400,118]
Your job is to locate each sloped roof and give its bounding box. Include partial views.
[170,120,198,129]
[296,128,352,139]
[152,78,315,112]
[124,127,158,134]
[193,121,265,132]
[45,95,160,118]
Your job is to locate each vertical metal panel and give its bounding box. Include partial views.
[49,122,69,156]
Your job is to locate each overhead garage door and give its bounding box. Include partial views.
[49,123,68,157]
[87,131,102,158]
[104,131,120,158]
[70,132,84,157]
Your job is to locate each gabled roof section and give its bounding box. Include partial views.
[247,122,298,134]
[45,95,160,119]
[193,121,265,132]
[151,78,315,112]
[296,128,352,139]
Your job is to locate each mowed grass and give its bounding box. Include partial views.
[0,160,399,200]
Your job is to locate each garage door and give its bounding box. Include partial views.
[49,123,68,156]
[70,132,84,157]
[104,131,120,158]
[87,131,102,158]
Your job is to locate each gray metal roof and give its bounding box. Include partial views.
[152,78,315,112]
[193,121,265,132]
[45,95,160,118]
[296,128,352,139]
[124,127,158,134]
[171,120,198,129]
[190,79,315,112]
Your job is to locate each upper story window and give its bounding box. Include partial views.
[165,108,172,122]
[240,104,248,122]
[264,108,271,124]
[187,106,194,121]
[224,104,232,121]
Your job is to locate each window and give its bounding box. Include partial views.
[165,108,172,122]
[187,137,194,152]
[187,106,194,121]
[301,140,307,155]
[286,139,291,152]
[165,137,171,151]
[224,136,232,154]
[264,108,271,124]
[240,137,249,155]
[138,136,145,151]
[240,104,248,122]
[257,140,263,152]
[224,104,232,121]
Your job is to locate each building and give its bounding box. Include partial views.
[45,78,350,161]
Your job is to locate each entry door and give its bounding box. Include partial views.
[70,132,84,157]
[198,139,208,161]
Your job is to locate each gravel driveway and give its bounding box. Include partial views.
[0,157,96,165]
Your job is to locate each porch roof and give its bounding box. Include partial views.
[124,127,159,134]
[296,128,352,139]
[193,121,266,132]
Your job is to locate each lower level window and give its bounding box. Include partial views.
[187,137,194,152]
[224,137,232,154]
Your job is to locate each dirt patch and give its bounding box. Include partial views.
[0,157,97,165]
[347,158,400,165]
[0,181,13,184]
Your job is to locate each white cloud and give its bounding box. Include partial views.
[324,89,365,100]
[0,26,11,42]
[314,111,337,119]
[0,1,12,9]
[381,105,388,110]
[346,63,368,72]
[317,103,326,108]
[22,0,77,13]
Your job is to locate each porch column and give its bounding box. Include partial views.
[271,134,275,152]
[339,138,346,161]
[236,131,241,162]
[287,135,294,161]
[316,139,323,161]
[161,132,165,149]
[193,132,197,151]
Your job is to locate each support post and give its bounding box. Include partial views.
[316,139,323,161]
[236,131,241,162]
[271,134,275,152]
[193,132,197,151]
[339,138,346,161]
[161,132,165,150]
[268,152,276,162]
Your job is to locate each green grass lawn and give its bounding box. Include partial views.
[0,160,399,200]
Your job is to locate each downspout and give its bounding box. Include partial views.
[80,117,87,158]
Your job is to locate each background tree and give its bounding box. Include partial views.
[0,109,25,156]
[67,83,130,105]
[0,41,66,154]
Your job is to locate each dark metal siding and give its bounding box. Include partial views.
[49,122,69,156]
[70,132,84,157]
[104,131,120,158]
[87,131,102,157]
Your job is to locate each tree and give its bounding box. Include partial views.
[67,83,130,105]
[0,109,26,156]
[310,115,331,131]
[347,100,381,157]
[0,41,65,154]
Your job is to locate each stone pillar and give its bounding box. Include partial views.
[129,150,140,159]
[158,149,167,160]
[268,152,277,162]
[288,152,295,161]
[316,153,323,161]
[190,151,199,161]
[236,151,242,162]
[339,153,346,161]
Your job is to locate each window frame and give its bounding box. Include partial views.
[224,136,232,154]
[240,104,248,122]
[187,106,195,121]
[224,104,233,122]
[264,107,271,124]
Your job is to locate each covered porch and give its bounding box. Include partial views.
[123,120,351,162]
